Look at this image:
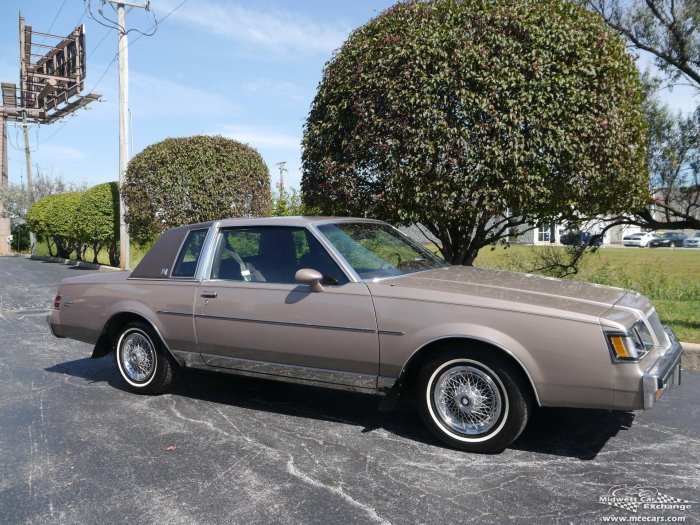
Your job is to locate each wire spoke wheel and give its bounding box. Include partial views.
[120,331,156,383]
[433,365,502,436]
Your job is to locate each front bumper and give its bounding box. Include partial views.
[642,327,682,409]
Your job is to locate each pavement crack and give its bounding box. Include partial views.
[285,456,391,525]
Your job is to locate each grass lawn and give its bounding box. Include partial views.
[475,245,700,343]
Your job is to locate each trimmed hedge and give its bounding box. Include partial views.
[73,182,120,265]
[26,182,120,264]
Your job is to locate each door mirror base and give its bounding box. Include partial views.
[295,268,324,292]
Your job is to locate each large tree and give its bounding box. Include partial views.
[302,0,648,265]
[122,135,271,242]
[586,0,700,229]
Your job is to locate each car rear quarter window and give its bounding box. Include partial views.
[171,229,208,278]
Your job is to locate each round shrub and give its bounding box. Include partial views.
[123,135,271,241]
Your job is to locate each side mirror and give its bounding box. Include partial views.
[295,268,324,293]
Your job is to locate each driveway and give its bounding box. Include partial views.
[1,256,698,525]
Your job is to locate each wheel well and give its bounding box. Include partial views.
[91,312,163,359]
[399,337,539,406]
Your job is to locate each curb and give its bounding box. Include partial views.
[682,343,700,372]
[27,254,121,272]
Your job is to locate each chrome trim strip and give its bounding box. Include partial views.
[162,310,402,335]
[307,223,362,283]
[196,221,221,281]
[170,349,206,367]
[195,353,378,392]
[402,334,542,406]
[377,375,397,392]
[378,330,405,336]
[157,310,192,318]
[193,313,376,333]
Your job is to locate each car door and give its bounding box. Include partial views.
[193,226,379,390]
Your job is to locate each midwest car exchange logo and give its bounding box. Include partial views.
[598,484,694,513]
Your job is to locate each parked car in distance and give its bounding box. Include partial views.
[648,232,688,248]
[48,217,683,453]
[622,231,659,247]
[684,232,700,248]
[560,231,603,247]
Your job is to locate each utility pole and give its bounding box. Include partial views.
[117,3,130,269]
[275,161,287,194]
[0,116,9,256]
[110,0,149,270]
[21,111,36,254]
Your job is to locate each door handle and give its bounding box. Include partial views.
[200,291,218,298]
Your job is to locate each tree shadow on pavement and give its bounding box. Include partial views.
[46,356,634,460]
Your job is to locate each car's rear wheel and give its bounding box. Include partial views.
[114,321,178,394]
[417,346,532,453]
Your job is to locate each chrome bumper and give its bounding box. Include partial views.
[642,327,682,409]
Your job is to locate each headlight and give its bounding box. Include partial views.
[606,321,655,362]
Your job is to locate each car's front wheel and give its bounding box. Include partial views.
[114,321,178,394]
[417,346,532,453]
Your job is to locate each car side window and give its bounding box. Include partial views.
[211,227,348,285]
[171,228,208,278]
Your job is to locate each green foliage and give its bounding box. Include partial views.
[11,223,30,251]
[73,182,120,265]
[271,187,319,216]
[44,192,83,258]
[302,0,648,265]
[25,197,52,239]
[123,135,271,242]
[44,192,82,240]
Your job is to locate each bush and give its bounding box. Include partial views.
[44,192,83,259]
[123,135,271,242]
[26,197,54,255]
[11,223,30,252]
[73,182,120,265]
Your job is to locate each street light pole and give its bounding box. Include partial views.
[117,3,130,270]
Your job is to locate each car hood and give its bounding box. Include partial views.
[367,266,628,322]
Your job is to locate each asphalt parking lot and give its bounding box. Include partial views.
[1,256,698,525]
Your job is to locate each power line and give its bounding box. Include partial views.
[85,0,159,39]
[41,0,69,44]
[88,52,118,93]
[129,0,189,47]
[88,28,112,59]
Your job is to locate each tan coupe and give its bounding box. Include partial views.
[49,217,683,452]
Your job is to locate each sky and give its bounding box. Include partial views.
[1,0,698,193]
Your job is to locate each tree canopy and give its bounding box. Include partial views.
[302,0,648,265]
[586,0,700,230]
[123,135,271,242]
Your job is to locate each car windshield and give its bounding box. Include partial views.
[661,232,673,238]
[317,222,447,279]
